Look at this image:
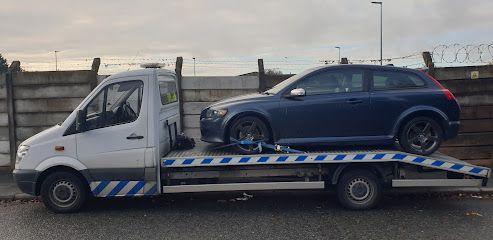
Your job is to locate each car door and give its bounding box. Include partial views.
[278,68,370,143]
[369,69,428,136]
[76,78,147,181]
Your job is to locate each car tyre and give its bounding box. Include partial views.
[229,116,270,154]
[399,117,443,156]
[40,171,87,213]
[336,169,382,210]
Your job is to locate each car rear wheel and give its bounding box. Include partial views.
[40,171,87,213]
[229,116,270,154]
[399,117,443,156]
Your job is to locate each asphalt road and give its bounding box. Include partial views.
[0,191,492,240]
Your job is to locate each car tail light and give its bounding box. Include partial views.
[424,72,456,101]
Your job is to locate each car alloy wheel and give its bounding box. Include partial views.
[230,116,270,154]
[406,120,440,154]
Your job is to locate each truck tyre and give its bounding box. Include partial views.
[40,171,87,213]
[336,169,382,210]
[229,116,270,154]
[399,117,443,156]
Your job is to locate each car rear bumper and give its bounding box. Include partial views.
[444,121,460,140]
[12,169,39,196]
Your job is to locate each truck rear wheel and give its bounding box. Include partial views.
[40,172,87,213]
[336,169,382,210]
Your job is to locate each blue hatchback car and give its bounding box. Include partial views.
[200,65,460,155]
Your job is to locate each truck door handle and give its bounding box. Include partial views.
[127,134,144,140]
[346,99,363,104]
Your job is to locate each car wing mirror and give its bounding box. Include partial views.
[75,109,87,132]
[289,88,306,97]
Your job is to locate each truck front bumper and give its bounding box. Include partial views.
[12,169,39,196]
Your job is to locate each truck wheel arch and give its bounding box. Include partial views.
[34,157,91,196]
[330,163,387,186]
[35,165,91,196]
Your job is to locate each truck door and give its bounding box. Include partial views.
[76,77,148,184]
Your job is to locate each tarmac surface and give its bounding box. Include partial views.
[1,191,493,240]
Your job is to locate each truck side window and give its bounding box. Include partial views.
[85,90,105,130]
[105,81,144,127]
[84,80,143,131]
[159,81,178,105]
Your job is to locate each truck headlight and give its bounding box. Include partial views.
[206,108,228,119]
[16,145,29,164]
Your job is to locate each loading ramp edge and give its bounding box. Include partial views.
[162,150,491,178]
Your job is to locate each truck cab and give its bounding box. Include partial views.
[13,66,179,212]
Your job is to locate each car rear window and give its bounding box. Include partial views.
[372,70,425,90]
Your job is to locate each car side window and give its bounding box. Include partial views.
[296,69,364,95]
[373,70,425,90]
[85,80,143,131]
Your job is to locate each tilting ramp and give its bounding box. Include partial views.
[163,150,490,178]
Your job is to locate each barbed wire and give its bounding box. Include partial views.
[318,53,421,64]
[19,43,493,72]
[431,43,493,64]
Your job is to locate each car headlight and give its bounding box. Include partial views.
[16,145,29,164]
[206,108,228,119]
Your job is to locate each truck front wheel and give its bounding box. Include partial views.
[336,169,382,210]
[40,172,87,213]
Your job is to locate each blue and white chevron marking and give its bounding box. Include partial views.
[90,181,158,197]
[162,152,490,178]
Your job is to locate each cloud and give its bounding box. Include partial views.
[1,0,492,75]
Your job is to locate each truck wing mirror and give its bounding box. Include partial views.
[75,110,87,132]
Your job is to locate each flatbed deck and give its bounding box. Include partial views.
[162,142,490,178]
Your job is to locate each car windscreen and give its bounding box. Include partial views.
[265,67,323,95]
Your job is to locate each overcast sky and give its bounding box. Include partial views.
[1,0,492,75]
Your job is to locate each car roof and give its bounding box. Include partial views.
[309,64,421,73]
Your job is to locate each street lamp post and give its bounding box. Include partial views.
[54,50,59,71]
[335,46,341,64]
[192,57,196,76]
[371,1,383,65]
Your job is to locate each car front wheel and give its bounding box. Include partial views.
[399,117,443,156]
[229,116,270,154]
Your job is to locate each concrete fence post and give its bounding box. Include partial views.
[6,61,20,168]
[258,59,266,92]
[89,58,101,89]
[175,57,185,131]
[422,52,435,77]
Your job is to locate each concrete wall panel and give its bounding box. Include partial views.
[14,84,92,99]
[182,76,258,90]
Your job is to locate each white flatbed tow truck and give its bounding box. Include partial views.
[12,65,490,213]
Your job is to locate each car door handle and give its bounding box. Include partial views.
[126,134,144,140]
[346,99,363,104]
